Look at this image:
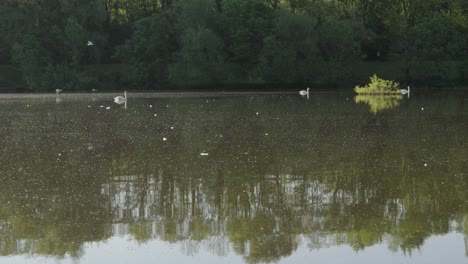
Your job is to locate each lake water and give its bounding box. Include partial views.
[0,91,467,264]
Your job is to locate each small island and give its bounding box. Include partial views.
[354,74,401,94]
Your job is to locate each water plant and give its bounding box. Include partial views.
[354,74,400,94]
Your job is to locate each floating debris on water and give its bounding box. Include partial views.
[424,163,427,167]
[170,127,174,130]
[106,106,110,110]
[421,107,424,110]
[256,112,259,115]
[154,114,157,116]
[200,153,209,156]
[99,105,104,108]
[163,137,167,141]
[150,105,153,108]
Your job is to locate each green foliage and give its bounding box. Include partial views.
[169,26,229,85]
[174,0,218,29]
[43,64,94,91]
[354,74,400,94]
[411,15,467,60]
[221,0,274,79]
[315,18,365,86]
[0,0,467,89]
[257,9,319,83]
[409,61,461,86]
[318,18,363,63]
[65,17,88,66]
[11,34,47,89]
[1,0,106,90]
[0,65,21,89]
[351,61,405,84]
[166,0,230,85]
[442,1,468,29]
[115,11,179,88]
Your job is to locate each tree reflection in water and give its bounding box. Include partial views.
[354,94,404,114]
[0,92,466,262]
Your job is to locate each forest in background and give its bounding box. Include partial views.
[0,0,467,91]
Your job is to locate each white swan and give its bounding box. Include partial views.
[401,86,410,95]
[401,86,411,98]
[56,89,63,94]
[299,87,309,96]
[114,91,127,104]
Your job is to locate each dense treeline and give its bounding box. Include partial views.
[0,0,467,90]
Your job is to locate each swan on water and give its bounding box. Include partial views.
[56,89,63,94]
[114,91,127,104]
[401,85,411,95]
[299,87,310,96]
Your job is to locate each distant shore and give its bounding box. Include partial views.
[0,89,467,100]
[1,61,467,93]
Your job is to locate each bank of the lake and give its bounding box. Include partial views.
[1,60,467,92]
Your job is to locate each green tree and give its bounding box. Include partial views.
[220,0,274,81]
[3,0,107,90]
[169,27,228,85]
[441,0,468,29]
[257,10,319,84]
[411,15,467,60]
[115,11,178,88]
[391,14,467,84]
[65,17,88,66]
[11,35,46,89]
[316,17,364,85]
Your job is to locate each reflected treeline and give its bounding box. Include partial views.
[354,94,404,114]
[0,93,467,262]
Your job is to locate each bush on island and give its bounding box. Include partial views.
[354,74,400,94]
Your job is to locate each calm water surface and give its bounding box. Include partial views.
[0,91,467,264]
